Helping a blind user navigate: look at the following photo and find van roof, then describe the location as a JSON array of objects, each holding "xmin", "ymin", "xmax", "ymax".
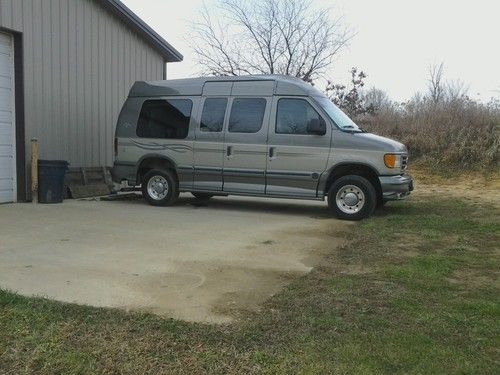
[{"xmin": 129, "ymin": 75, "xmax": 326, "ymax": 98}]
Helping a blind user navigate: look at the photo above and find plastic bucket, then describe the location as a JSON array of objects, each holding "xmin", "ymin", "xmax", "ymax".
[{"xmin": 38, "ymin": 160, "xmax": 69, "ymax": 203}]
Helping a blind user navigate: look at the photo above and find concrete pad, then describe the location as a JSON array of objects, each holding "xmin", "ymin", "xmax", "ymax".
[{"xmin": 0, "ymin": 194, "xmax": 351, "ymax": 323}]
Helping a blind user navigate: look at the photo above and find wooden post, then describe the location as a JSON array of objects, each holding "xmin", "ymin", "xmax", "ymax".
[{"xmin": 31, "ymin": 138, "xmax": 38, "ymax": 203}]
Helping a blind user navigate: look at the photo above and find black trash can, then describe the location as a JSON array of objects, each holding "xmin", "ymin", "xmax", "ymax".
[{"xmin": 38, "ymin": 160, "xmax": 69, "ymax": 203}]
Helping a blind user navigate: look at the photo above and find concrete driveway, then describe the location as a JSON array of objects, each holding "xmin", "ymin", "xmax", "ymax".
[{"xmin": 0, "ymin": 194, "xmax": 350, "ymax": 323}]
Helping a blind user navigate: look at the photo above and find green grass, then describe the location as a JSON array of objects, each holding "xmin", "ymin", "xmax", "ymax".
[{"xmin": 1, "ymin": 196, "xmax": 499, "ymax": 374}]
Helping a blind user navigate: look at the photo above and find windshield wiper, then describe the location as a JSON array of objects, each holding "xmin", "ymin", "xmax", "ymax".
[{"xmin": 341, "ymin": 125, "xmax": 364, "ymax": 133}]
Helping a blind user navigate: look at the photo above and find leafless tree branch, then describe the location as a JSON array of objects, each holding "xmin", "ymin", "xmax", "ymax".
[
  {"xmin": 190, "ymin": 0, "xmax": 353, "ymax": 82},
  {"xmin": 428, "ymin": 62, "xmax": 445, "ymax": 103}
]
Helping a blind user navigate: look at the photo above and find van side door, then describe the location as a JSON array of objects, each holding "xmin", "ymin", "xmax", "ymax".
[
  {"xmin": 266, "ymin": 97, "xmax": 332, "ymax": 197},
  {"xmin": 223, "ymin": 97, "xmax": 270, "ymax": 194},
  {"xmin": 192, "ymin": 97, "xmax": 228, "ymax": 191}
]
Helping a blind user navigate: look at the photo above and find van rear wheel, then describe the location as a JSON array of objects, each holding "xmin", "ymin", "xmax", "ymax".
[
  {"xmin": 142, "ymin": 169, "xmax": 179, "ymax": 206},
  {"xmin": 328, "ymin": 175, "xmax": 377, "ymax": 220}
]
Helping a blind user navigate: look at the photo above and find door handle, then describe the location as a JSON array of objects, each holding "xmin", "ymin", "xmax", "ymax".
[
  {"xmin": 269, "ymin": 147, "xmax": 276, "ymax": 159},
  {"xmin": 226, "ymin": 145, "xmax": 233, "ymax": 158}
]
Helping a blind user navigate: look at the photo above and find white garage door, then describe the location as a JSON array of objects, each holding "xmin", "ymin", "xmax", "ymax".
[{"xmin": 0, "ymin": 32, "xmax": 16, "ymax": 203}]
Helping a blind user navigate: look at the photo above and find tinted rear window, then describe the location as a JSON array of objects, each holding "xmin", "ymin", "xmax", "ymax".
[
  {"xmin": 136, "ymin": 99, "xmax": 192, "ymax": 139},
  {"xmin": 228, "ymin": 98, "xmax": 266, "ymax": 133}
]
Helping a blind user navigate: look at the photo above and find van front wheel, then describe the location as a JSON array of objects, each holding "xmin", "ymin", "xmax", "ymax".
[
  {"xmin": 142, "ymin": 169, "xmax": 179, "ymax": 206},
  {"xmin": 328, "ymin": 175, "xmax": 377, "ymax": 220}
]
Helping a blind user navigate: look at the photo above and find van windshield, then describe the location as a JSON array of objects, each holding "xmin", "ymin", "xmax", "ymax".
[{"xmin": 314, "ymin": 97, "xmax": 361, "ymax": 132}]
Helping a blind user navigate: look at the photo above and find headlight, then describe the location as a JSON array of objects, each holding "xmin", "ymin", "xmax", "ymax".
[{"xmin": 384, "ymin": 153, "xmax": 402, "ymax": 169}]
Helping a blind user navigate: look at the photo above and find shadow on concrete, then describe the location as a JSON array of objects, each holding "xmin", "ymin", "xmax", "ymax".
[{"xmin": 105, "ymin": 193, "xmax": 332, "ymax": 219}]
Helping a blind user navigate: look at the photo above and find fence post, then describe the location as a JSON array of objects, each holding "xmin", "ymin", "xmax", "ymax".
[{"xmin": 31, "ymin": 138, "xmax": 38, "ymax": 204}]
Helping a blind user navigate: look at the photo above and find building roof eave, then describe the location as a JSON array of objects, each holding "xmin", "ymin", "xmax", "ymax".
[{"xmin": 102, "ymin": 0, "xmax": 183, "ymax": 62}]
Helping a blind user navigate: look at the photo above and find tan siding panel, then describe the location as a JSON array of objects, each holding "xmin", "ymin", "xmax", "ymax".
[
  {"xmin": 59, "ymin": 0, "xmax": 70, "ymax": 160},
  {"xmin": 0, "ymin": 0, "xmax": 13, "ymax": 29},
  {"xmin": 0, "ymin": 0, "xmax": 167, "ymax": 168}
]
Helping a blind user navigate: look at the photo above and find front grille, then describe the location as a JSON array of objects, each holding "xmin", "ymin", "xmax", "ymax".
[{"xmin": 401, "ymin": 155, "xmax": 408, "ymax": 171}]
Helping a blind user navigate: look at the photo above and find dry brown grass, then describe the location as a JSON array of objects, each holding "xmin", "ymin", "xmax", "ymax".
[{"xmin": 359, "ymin": 97, "xmax": 500, "ymax": 171}]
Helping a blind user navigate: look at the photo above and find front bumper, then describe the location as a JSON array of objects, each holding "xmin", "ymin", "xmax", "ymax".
[{"xmin": 379, "ymin": 174, "xmax": 414, "ymax": 201}]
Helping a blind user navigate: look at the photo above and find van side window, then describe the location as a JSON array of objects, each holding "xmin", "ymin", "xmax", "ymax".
[
  {"xmin": 136, "ymin": 99, "xmax": 192, "ymax": 139},
  {"xmin": 276, "ymin": 98, "xmax": 322, "ymax": 135},
  {"xmin": 228, "ymin": 98, "xmax": 266, "ymax": 133},
  {"xmin": 200, "ymin": 98, "xmax": 227, "ymax": 132}
]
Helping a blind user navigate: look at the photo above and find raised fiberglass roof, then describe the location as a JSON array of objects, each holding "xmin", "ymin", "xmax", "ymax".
[{"xmin": 129, "ymin": 75, "xmax": 326, "ymax": 97}]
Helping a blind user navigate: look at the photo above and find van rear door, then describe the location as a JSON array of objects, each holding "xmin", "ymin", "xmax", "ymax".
[{"xmin": 193, "ymin": 97, "xmax": 228, "ymax": 191}]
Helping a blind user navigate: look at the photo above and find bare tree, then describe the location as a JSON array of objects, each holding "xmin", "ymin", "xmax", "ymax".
[
  {"xmin": 428, "ymin": 62, "xmax": 445, "ymax": 103},
  {"xmin": 363, "ymin": 87, "xmax": 391, "ymax": 111},
  {"xmin": 445, "ymin": 79, "xmax": 470, "ymax": 101},
  {"xmin": 325, "ymin": 67, "xmax": 374, "ymax": 117},
  {"xmin": 190, "ymin": 0, "xmax": 353, "ymax": 83}
]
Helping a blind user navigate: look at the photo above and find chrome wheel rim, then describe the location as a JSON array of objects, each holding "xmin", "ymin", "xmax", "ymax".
[
  {"xmin": 147, "ymin": 175, "xmax": 169, "ymax": 200},
  {"xmin": 336, "ymin": 185, "xmax": 365, "ymax": 214}
]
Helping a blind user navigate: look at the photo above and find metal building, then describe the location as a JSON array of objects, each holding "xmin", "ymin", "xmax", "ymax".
[{"xmin": 0, "ymin": 0, "xmax": 182, "ymax": 202}]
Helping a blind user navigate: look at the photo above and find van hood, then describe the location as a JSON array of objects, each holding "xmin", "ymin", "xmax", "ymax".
[{"xmin": 349, "ymin": 132, "xmax": 407, "ymax": 153}]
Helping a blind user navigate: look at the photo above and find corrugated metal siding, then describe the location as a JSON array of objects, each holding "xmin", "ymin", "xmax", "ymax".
[
  {"xmin": 0, "ymin": 0, "xmax": 166, "ymax": 167},
  {"xmin": 0, "ymin": 32, "xmax": 16, "ymax": 203}
]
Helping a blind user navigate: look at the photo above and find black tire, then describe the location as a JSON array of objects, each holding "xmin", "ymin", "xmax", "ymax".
[
  {"xmin": 141, "ymin": 169, "xmax": 179, "ymax": 207},
  {"xmin": 327, "ymin": 175, "xmax": 377, "ymax": 221},
  {"xmin": 191, "ymin": 192, "xmax": 215, "ymax": 200}
]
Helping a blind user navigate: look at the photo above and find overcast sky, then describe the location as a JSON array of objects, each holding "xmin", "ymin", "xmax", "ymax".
[{"xmin": 122, "ymin": 0, "xmax": 499, "ymax": 102}]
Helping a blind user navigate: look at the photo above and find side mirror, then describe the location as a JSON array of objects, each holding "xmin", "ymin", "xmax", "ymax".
[{"xmin": 307, "ymin": 118, "xmax": 326, "ymax": 135}]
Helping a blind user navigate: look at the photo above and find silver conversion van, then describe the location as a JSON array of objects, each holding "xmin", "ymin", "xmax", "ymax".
[{"xmin": 112, "ymin": 75, "xmax": 413, "ymax": 220}]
